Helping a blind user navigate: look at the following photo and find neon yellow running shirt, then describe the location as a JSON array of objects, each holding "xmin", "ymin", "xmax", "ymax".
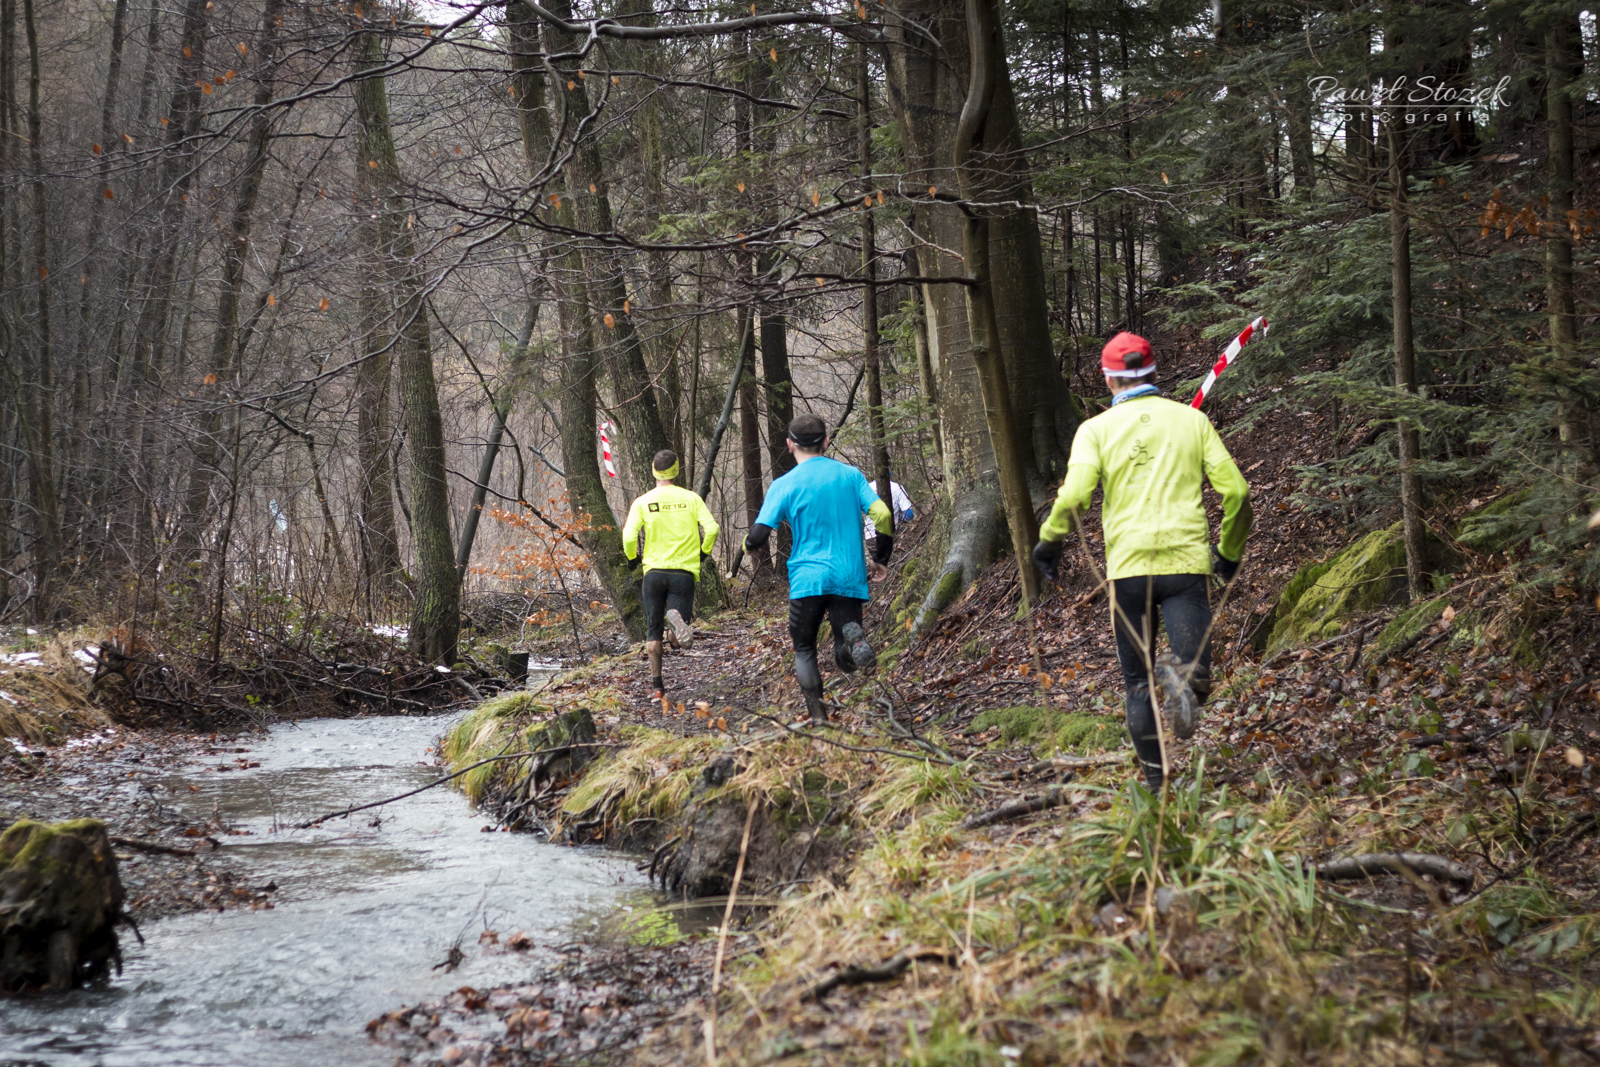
[
  {"xmin": 1040, "ymin": 394, "xmax": 1252, "ymax": 579},
  {"xmin": 622, "ymin": 485, "xmax": 720, "ymax": 579}
]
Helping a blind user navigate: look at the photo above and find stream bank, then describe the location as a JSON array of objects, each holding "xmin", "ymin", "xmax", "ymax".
[
  {"xmin": 0, "ymin": 712, "xmax": 646, "ymax": 1067},
  {"xmin": 399, "ymin": 545, "xmax": 1600, "ymax": 1066}
]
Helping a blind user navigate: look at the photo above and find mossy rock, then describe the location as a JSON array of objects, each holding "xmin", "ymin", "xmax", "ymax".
[
  {"xmin": 1266, "ymin": 522, "xmax": 1457, "ymax": 654},
  {"xmin": 523, "ymin": 706, "xmax": 598, "ymax": 780},
  {"xmin": 0, "ymin": 819, "xmax": 124, "ymax": 993},
  {"xmin": 969, "ymin": 705, "xmax": 1123, "ymax": 757},
  {"xmin": 1454, "ymin": 490, "xmax": 1533, "ymax": 554}
]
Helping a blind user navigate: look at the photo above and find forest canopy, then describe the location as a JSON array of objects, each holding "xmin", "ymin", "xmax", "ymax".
[{"xmin": 1, "ymin": 0, "xmax": 1596, "ymax": 658}]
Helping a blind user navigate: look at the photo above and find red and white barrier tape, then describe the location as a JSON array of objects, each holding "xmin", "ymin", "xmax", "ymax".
[
  {"xmin": 599, "ymin": 420, "xmax": 617, "ymax": 479},
  {"xmin": 1190, "ymin": 317, "xmax": 1267, "ymax": 410}
]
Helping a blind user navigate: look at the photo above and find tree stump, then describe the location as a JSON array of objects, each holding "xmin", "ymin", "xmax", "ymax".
[{"xmin": 0, "ymin": 819, "xmax": 125, "ymax": 993}]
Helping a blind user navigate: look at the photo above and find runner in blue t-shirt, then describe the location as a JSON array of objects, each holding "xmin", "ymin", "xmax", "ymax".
[{"xmin": 743, "ymin": 414, "xmax": 895, "ymax": 723}]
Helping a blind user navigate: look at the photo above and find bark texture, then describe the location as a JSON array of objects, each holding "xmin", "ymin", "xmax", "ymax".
[{"xmin": 354, "ymin": 29, "xmax": 459, "ymax": 662}]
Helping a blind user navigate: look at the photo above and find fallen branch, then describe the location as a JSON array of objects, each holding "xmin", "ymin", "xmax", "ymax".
[
  {"xmin": 803, "ymin": 947, "xmax": 954, "ymax": 1002},
  {"xmin": 1049, "ymin": 751, "xmax": 1130, "ymax": 770},
  {"xmin": 1312, "ymin": 852, "xmax": 1477, "ymax": 888},
  {"xmin": 110, "ymin": 835, "xmax": 206, "ymax": 856},
  {"xmin": 962, "ymin": 785, "xmax": 1071, "ymax": 829},
  {"xmin": 294, "ymin": 743, "xmax": 618, "ymax": 829}
]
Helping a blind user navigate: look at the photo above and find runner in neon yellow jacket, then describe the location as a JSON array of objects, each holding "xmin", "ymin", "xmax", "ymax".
[
  {"xmin": 622, "ymin": 449, "xmax": 719, "ymax": 698},
  {"xmin": 1033, "ymin": 332, "xmax": 1252, "ymax": 791}
]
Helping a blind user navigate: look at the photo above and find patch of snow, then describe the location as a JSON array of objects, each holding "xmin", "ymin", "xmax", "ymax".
[
  {"xmin": 0, "ymin": 652, "xmax": 42, "ymax": 667},
  {"xmin": 434, "ymin": 665, "xmax": 452, "ymax": 674},
  {"xmin": 8, "ymin": 738, "xmax": 41, "ymax": 755},
  {"xmin": 63, "ymin": 729, "xmax": 117, "ymax": 750},
  {"xmin": 0, "ymin": 691, "xmax": 16, "ymax": 705},
  {"xmin": 74, "ymin": 646, "xmax": 100, "ymax": 673},
  {"xmin": 24, "ymin": 628, "xmax": 37, "ymax": 635},
  {"xmin": 372, "ymin": 624, "xmax": 409, "ymax": 639}
]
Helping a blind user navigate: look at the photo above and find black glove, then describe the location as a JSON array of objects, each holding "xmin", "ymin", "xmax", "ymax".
[
  {"xmin": 1212, "ymin": 546, "xmax": 1240, "ymax": 583},
  {"xmin": 626, "ymin": 555, "xmax": 640, "ymax": 572},
  {"xmin": 700, "ymin": 551, "xmax": 710, "ymax": 565},
  {"xmin": 1031, "ymin": 539, "xmax": 1064, "ymax": 582}
]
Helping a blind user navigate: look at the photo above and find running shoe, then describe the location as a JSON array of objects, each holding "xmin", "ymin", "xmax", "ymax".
[
  {"xmin": 802, "ymin": 687, "xmax": 828, "ymax": 725},
  {"xmin": 840, "ymin": 622, "xmax": 876, "ymax": 671},
  {"xmin": 650, "ymin": 676, "xmax": 666, "ymax": 699},
  {"xmin": 666, "ymin": 608, "xmax": 694, "ymax": 650},
  {"xmin": 1153, "ymin": 653, "xmax": 1200, "ymax": 740}
]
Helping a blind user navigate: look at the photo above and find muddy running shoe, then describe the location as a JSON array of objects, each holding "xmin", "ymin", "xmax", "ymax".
[
  {"xmin": 840, "ymin": 622, "xmax": 876, "ymax": 671},
  {"xmin": 650, "ymin": 676, "xmax": 666, "ymax": 699},
  {"xmin": 802, "ymin": 686, "xmax": 828, "ymax": 725},
  {"xmin": 666, "ymin": 608, "xmax": 694, "ymax": 651},
  {"xmin": 1153, "ymin": 653, "xmax": 1200, "ymax": 740}
]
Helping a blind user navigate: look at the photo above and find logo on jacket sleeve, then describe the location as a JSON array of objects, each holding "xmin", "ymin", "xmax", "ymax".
[{"xmin": 648, "ymin": 503, "xmax": 660, "ymax": 512}]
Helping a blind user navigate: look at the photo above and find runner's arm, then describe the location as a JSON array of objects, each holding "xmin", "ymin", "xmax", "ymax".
[
  {"xmin": 1203, "ymin": 422, "xmax": 1253, "ymax": 562},
  {"xmin": 1038, "ymin": 427, "xmax": 1101, "ymax": 542},
  {"xmin": 621, "ymin": 499, "xmax": 644, "ymax": 563},
  {"xmin": 747, "ymin": 482, "xmax": 786, "ymax": 553}
]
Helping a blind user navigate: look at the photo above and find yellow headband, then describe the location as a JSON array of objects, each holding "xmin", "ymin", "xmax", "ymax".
[{"xmin": 652, "ymin": 460, "xmax": 680, "ymax": 480}]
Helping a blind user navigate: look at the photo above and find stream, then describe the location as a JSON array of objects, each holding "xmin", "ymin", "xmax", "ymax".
[{"xmin": 0, "ymin": 711, "xmax": 649, "ymax": 1067}]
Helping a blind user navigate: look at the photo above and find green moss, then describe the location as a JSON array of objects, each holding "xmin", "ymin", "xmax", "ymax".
[
  {"xmin": 969, "ymin": 706, "xmax": 1123, "ymax": 757},
  {"xmin": 1368, "ymin": 596, "xmax": 1449, "ymax": 661},
  {"xmin": 931, "ymin": 570, "xmax": 962, "ymax": 606},
  {"xmin": 0, "ymin": 819, "xmax": 108, "ymax": 881},
  {"xmin": 901, "ymin": 558, "xmax": 919, "ymax": 578},
  {"xmin": 1266, "ymin": 524, "xmax": 1408, "ymax": 653},
  {"xmin": 1454, "ymin": 490, "xmax": 1533, "ymax": 553}
]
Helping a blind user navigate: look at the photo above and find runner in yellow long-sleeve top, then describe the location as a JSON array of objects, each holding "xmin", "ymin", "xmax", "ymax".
[
  {"xmin": 622, "ymin": 450, "xmax": 719, "ymax": 699},
  {"xmin": 1033, "ymin": 333, "xmax": 1252, "ymax": 791}
]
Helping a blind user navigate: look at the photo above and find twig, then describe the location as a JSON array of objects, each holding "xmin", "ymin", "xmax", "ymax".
[
  {"xmin": 803, "ymin": 948, "xmax": 954, "ymax": 1002},
  {"xmin": 961, "ymin": 785, "xmax": 1071, "ymax": 829},
  {"xmin": 739, "ymin": 708, "xmax": 960, "ymax": 765},
  {"xmin": 705, "ymin": 795, "xmax": 759, "ymax": 1067}
]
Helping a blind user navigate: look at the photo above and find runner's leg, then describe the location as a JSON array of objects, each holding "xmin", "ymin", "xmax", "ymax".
[
  {"xmin": 827, "ymin": 598, "xmax": 874, "ymax": 672},
  {"xmin": 1112, "ymin": 576, "xmax": 1165, "ymax": 790},
  {"xmin": 664, "ymin": 569, "xmax": 695, "ymax": 650},
  {"xmin": 788, "ymin": 596, "xmax": 828, "ymax": 723},
  {"xmin": 1155, "ymin": 574, "xmax": 1212, "ymax": 703},
  {"xmin": 642, "ymin": 570, "xmax": 669, "ymax": 694}
]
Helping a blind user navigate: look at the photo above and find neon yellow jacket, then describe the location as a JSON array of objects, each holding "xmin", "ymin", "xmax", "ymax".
[
  {"xmin": 622, "ymin": 484, "xmax": 720, "ymax": 579},
  {"xmin": 1040, "ymin": 394, "xmax": 1252, "ymax": 579}
]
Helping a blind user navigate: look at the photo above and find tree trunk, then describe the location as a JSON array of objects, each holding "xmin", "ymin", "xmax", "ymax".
[
  {"xmin": 127, "ymin": 0, "xmax": 210, "ymax": 571},
  {"xmin": 904, "ymin": 247, "xmax": 943, "ymax": 471},
  {"xmin": 1546, "ymin": 16, "xmax": 1580, "ymax": 456},
  {"xmin": 859, "ymin": 42, "xmax": 893, "ymax": 519},
  {"xmin": 353, "ymin": 29, "xmax": 459, "ymax": 663},
  {"xmin": 19, "ymin": 0, "xmax": 60, "ymax": 618},
  {"xmin": 508, "ymin": 0, "xmax": 645, "ymax": 640},
  {"xmin": 546, "ymin": 0, "xmax": 670, "ymax": 497},
  {"xmin": 1387, "ymin": 117, "xmax": 1427, "ymax": 599},
  {"xmin": 737, "ymin": 305, "xmax": 768, "ymax": 570},
  {"xmin": 175, "ymin": 0, "xmax": 285, "ymax": 561},
  {"xmin": 885, "ymin": 0, "xmax": 1073, "ymax": 629},
  {"xmin": 457, "ymin": 301, "xmax": 538, "ymax": 581},
  {"xmin": 955, "ymin": 0, "xmax": 1040, "ymax": 610}
]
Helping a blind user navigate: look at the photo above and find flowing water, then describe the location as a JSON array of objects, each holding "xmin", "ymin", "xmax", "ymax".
[{"xmin": 0, "ymin": 709, "xmax": 647, "ymax": 1066}]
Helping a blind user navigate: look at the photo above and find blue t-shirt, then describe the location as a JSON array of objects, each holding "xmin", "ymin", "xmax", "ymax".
[{"xmin": 755, "ymin": 456, "xmax": 879, "ymax": 600}]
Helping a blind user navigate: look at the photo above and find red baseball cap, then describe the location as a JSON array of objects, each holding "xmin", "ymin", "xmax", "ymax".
[{"xmin": 1101, "ymin": 332, "xmax": 1155, "ymax": 377}]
